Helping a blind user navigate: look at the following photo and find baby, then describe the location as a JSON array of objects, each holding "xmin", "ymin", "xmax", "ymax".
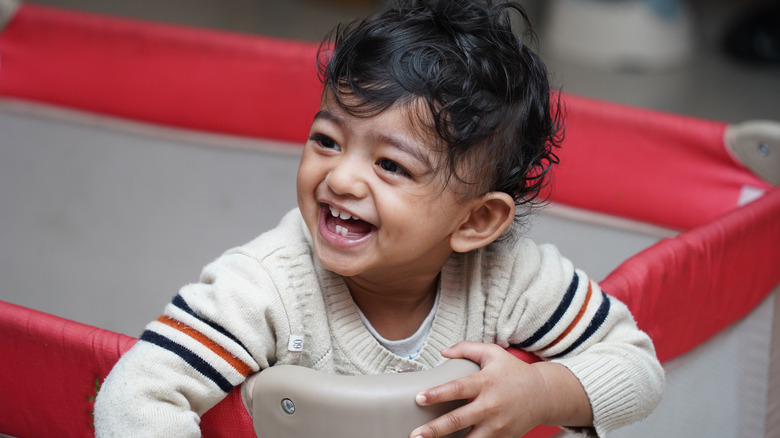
[{"xmin": 95, "ymin": 1, "xmax": 664, "ymax": 437}]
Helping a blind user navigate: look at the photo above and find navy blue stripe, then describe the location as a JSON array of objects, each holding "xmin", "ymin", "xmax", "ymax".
[
  {"xmin": 549, "ymin": 292, "xmax": 611, "ymax": 359},
  {"xmin": 140, "ymin": 330, "xmax": 233, "ymax": 393},
  {"xmin": 514, "ymin": 272, "xmax": 579, "ymax": 349},
  {"xmin": 172, "ymin": 294, "xmax": 249, "ymax": 353}
]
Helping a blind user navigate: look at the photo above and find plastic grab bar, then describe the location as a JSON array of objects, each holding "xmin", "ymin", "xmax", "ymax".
[{"xmin": 249, "ymin": 359, "xmax": 480, "ymax": 438}]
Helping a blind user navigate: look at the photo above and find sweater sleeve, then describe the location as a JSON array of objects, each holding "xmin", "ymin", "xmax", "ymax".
[
  {"xmin": 490, "ymin": 240, "xmax": 664, "ymax": 437},
  {"xmin": 94, "ymin": 250, "xmax": 291, "ymax": 437}
]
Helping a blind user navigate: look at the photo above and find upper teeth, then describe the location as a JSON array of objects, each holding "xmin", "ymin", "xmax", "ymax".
[{"xmin": 329, "ymin": 205, "xmax": 358, "ymax": 221}]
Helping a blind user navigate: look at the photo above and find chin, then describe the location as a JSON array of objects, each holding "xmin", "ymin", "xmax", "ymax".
[
  {"xmin": 310, "ymin": 242, "xmax": 361, "ymax": 276},
  {"xmin": 316, "ymin": 256, "xmax": 364, "ymax": 278}
]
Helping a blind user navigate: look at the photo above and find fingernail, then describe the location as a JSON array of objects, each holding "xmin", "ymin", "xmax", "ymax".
[
  {"xmin": 411, "ymin": 428, "xmax": 424, "ymax": 438},
  {"xmin": 415, "ymin": 393, "xmax": 427, "ymax": 405}
]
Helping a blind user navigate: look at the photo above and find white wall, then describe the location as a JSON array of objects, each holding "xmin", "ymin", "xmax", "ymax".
[{"xmin": 0, "ymin": 104, "xmax": 300, "ymax": 336}]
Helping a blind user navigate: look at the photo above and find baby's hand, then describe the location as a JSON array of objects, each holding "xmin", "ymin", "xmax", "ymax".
[
  {"xmin": 240, "ymin": 373, "xmax": 259, "ymax": 416},
  {"xmin": 410, "ymin": 341, "xmax": 557, "ymax": 438}
]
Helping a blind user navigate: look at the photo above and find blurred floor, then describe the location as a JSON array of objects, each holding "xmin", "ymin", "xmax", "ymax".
[{"xmin": 22, "ymin": 0, "xmax": 780, "ymax": 123}]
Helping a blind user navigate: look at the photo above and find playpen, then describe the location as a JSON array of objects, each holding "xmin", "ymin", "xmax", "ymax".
[{"xmin": 1, "ymin": 2, "xmax": 778, "ymax": 437}]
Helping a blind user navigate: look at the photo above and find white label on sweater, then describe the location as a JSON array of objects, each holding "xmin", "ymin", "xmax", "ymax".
[{"xmin": 288, "ymin": 335, "xmax": 304, "ymax": 352}]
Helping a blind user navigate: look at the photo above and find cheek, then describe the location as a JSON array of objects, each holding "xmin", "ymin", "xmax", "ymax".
[
  {"xmin": 295, "ymin": 168, "xmax": 308, "ymax": 193},
  {"xmin": 296, "ymin": 154, "xmax": 320, "ymax": 192},
  {"xmin": 295, "ymin": 164, "xmax": 316, "ymax": 212},
  {"xmin": 377, "ymin": 194, "xmax": 441, "ymax": 232}
]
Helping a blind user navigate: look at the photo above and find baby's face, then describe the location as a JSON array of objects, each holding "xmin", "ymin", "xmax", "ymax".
[{"xmin": 296, "ymin": 95, "xmax": 475, "ymax": 283}]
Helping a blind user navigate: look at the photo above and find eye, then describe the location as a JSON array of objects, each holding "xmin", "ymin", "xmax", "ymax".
[
  {"xmin": 310, "ymin": 133, "xmax": 340, "ymax": 151},
  {"xmin": 377, "ymin": 158, "xmax": 411, "ymax": 177}
]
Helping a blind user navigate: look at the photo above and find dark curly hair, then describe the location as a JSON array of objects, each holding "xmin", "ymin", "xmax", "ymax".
[{"xmin": 317, "ymin": 0, "xmax": 562, "ymax": 219}]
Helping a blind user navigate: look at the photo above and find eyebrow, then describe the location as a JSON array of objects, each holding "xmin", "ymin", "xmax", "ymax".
[
  {"xmin": 312, "ymin": 110, "xmax": 345, "ymax": 128},
  {"xmin": 374, "ymin": 133, "xmax": 432, "ymax": 169}
]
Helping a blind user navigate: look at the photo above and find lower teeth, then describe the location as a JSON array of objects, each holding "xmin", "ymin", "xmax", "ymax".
[{"xmin": 335, "ymin": 225, "xmax": 348, "ymax": 237}]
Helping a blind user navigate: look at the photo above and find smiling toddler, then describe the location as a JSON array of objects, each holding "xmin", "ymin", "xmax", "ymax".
[{"xmin": 95, "ymin": 1, "xmax": 664, "ymax": 437}]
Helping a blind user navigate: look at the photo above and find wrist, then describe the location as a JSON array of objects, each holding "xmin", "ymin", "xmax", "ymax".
[{"xmin": 532, "ymin": 362, "xmax": 593, "ymax": 428}]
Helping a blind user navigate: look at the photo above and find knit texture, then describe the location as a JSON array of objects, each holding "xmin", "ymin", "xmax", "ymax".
[{"xmin": 94, "ymin": 209, "xmax": 663, "ymax": 437}]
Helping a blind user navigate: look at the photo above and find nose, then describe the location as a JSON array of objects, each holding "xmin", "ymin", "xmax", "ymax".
[{"xmin": 325, "ymin": 156, "xmax": 369, "ymax": 199}]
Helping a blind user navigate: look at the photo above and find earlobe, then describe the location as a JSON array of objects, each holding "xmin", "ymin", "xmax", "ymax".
[{"xmin": 450, "ymin": 193, "xmax": 515, "ymax": 253}]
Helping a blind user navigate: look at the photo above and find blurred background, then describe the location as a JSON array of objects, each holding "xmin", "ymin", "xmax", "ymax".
[{"xmin": 22, "ymin": 0, "xmax": 780, "ymax": 122}]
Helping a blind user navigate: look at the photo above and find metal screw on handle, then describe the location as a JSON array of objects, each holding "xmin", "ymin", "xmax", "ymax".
[
  {"xmin": 758, "ymin": 142, "xmax": 770, "ymax": 157},
  {"xmin": 281, "ymin": 398, "xmax": 296, "ymax": 415}
]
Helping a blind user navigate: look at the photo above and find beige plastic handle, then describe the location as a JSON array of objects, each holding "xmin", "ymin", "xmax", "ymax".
[
  {"xmin": 0, "ymin": 0, "xmax": 19, "ymax": 32},
  {"xmin": 725, "ymin": 120, "xmax": 780, "ymax": 186},
  {"xmin": 250, "ymin": 359, "xmax": 480, "ymax": 438}
]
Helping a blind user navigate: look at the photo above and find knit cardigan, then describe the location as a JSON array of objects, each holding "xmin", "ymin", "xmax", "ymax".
[{"xmin": 94, "ymin": 209, "xmax": 664, "ymax": 437}]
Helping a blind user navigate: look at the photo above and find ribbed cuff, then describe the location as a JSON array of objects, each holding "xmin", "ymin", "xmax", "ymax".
[{"xmin": 554, "ymin": 353, "xmax": 639, "ymax": 437}]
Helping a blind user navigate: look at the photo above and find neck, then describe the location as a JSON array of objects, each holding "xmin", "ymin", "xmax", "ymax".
[{"xmin": 345, "ymin": 274, "xmax": 439, "ymax": 341}]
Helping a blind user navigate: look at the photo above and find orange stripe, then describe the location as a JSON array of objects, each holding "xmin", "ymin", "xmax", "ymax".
[
  {"xmin": 156, "ymin": 315, "xmax": 253, "ymax": 377},
  {"xmin": 546, "ymin": 280, "xmax": 593, "ymax": 349}
]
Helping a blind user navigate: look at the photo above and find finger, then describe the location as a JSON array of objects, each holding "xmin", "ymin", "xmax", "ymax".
[
  {"xmin": 417, "ymin": 342, "xmax": 505, "ymax": 407},
  {"xmin": 410, "ymin": 403, "xmax": 479, "ymax": 438},
  {"xmin": 441, "ymin": 341, "xmax": 505, "ymax": 366},
  {"xmin": 416, "ymin": 372, "xmax": 479, "ymax": 407}
]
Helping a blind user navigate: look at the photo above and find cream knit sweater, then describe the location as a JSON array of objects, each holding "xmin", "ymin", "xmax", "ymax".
[{"xmin": 95, "ymin": 209, "xmax": 663, "ymax": 437}]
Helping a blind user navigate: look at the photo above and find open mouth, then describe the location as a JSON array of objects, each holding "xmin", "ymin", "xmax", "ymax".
[{"xmin": 320, "ymin": 203, "xmax": 376, "ymax": 242}]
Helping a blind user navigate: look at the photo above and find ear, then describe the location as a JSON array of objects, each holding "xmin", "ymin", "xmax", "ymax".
[{"xmin": 450, "ymin": 192, "xmax": 515, "ymax": 253}]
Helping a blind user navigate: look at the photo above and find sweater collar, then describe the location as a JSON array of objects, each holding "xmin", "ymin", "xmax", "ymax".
[{"xmin": 315, "ymin": 255, "xmax": 469, "ymax": 374}]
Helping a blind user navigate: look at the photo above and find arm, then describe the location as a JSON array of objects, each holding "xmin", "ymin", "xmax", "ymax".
[
  {"xmin": 412, "ymin": 243, "xmax": 664, "ymax": 437},
  {"xmin": 94, "ymin": 252, "xmax": 287, "ymax": 437},
  {"xmin": 412, "ymin": 342, "xmax": 592, "ymax": 438}
]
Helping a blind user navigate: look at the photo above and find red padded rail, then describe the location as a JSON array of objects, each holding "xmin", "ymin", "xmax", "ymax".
[
  {"xmin": 0, "ymin": 300, "xmax": 253, "ymax": 437},
  {"xmin": 602, "ymin": 187, "xmax": 780, "ymax": 362},
  {"xmin": 0, "ymin": 4, "xmax": 322, "ymax": 143},
  {"xmin": 0, "ymin": 300, "xmax": 136, "ymax": 437},
  {"xmin": 553, "ymin": 94, "xmax": 771, "ymax": 230}
]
